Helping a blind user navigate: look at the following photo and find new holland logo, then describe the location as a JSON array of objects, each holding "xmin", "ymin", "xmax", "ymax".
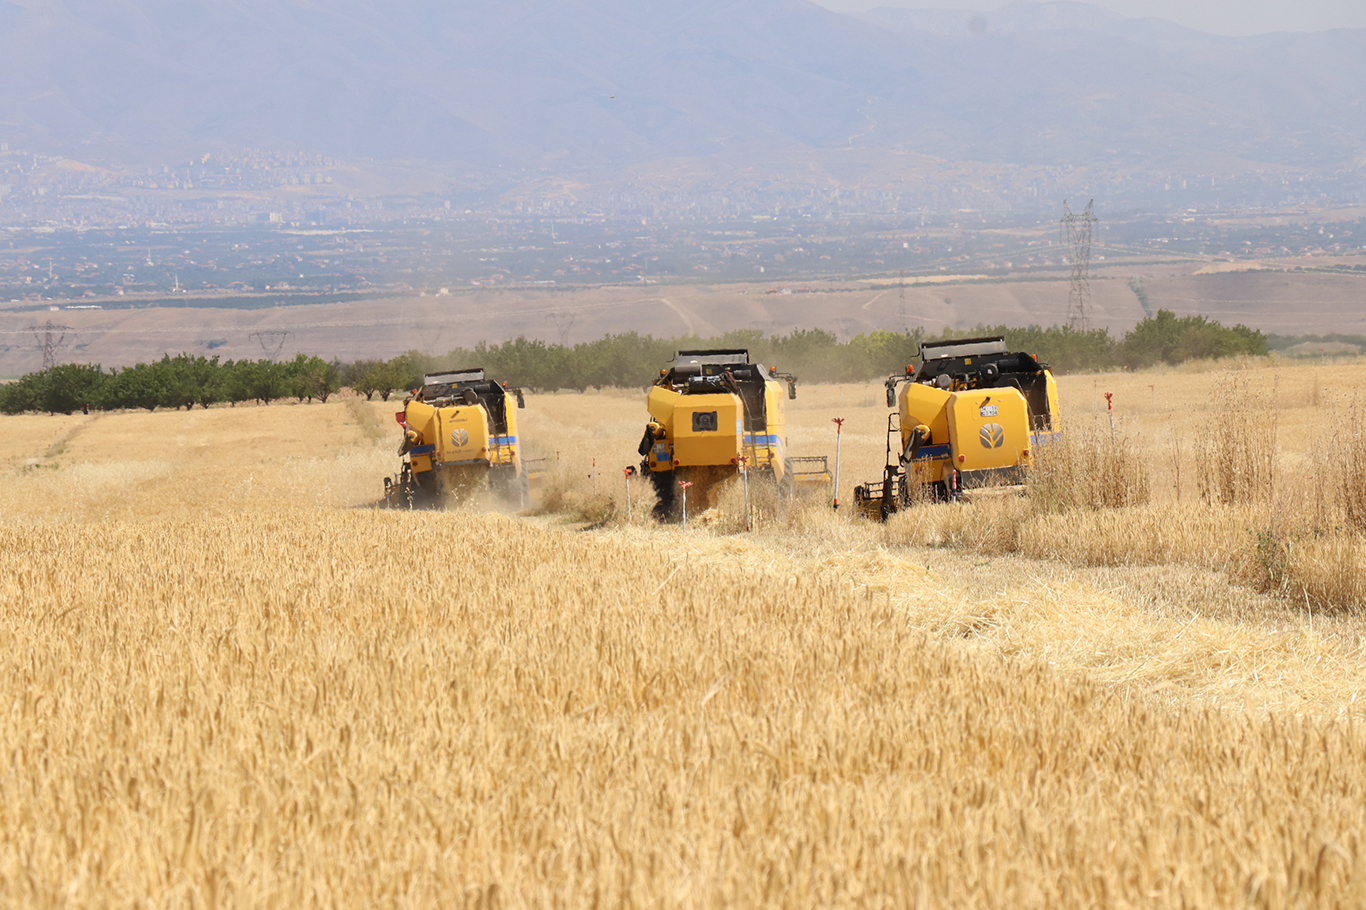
[
  {"xmin": 979, "ymin": 423, "xmax": 1005, "ymax": 449},
  {"xmin": 451, "ymin": 428, "xmax": 470, "ymax": 446}
]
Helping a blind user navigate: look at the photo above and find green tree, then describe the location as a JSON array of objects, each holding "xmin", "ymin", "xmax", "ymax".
[
  {"xmin": 344, "ymin": 359, "xmax": 384, "ymax": 400},
  {"xmin": 1122, "ymin": 310, "xmax": 1268, "ymax": 368},
  {"xmin": 847, "ymin": 329, "xmax": 927, "ymax": 379},
  {"xmin": 1, "ymin": 364, "xmax": 107, "ymax": 415},
  {"xmin": 282, "ymin": 353, "xmax": 332, "ymax": 402},
  {"xmin": 376, "ymin": 353, "xmax": 425, "ymax": 401},
  {"xmin": 293, "ymin": 355, "xmax": 341, "ymax": 403},
  {"xmin": 40, "ymin": 363, "xmax": 108, "ymax": 415},
  {"xmin": 393, "ymin": 352, "xmax": 427, "ymax": 393},
  {"xmin": 189, "ymin": 354, "xmax": 225, "ymax": 409},
  {"xmin": 1123, "ymin": 310, "xmax": 1187, "ymax": 368},
  {"xmin": 228, "ymin": 359, "xmax": 290, "ymax": 405},
  {"xmin": 156, "ymin": 354, "xmax": 202, "ymax": 410},
  {"xmin": 103, "ymin": 363, "xmax": 165, "ymax": 411},
  {"xmin": 1, "ymin": 371, "xmax": 44, "ymax": 414}
]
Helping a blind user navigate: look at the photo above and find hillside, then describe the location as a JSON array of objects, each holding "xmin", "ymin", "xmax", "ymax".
[
  {"xmin": 3, "ymin": 265, "xmax": 1362, "ymax": 375},
  {"xmin": 0, "ymin": 0, "xmax": 1362, "ymax": 174}
]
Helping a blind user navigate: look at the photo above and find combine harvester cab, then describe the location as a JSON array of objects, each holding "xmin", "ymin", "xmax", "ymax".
[
  {"xmin": 637, "ymin": 349, "xmax": 827, "ymax": 521},
  {"xmin": 853, "ymin": 336, "xmax": 1061, "ymax": 520},
  {"xmin": 384, "ymin": 368, "xmax": 529, "ymax": 509}
]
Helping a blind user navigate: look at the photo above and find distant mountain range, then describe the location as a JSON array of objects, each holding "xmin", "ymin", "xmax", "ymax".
[{"xmin": 0, "ymin": 0, "xmax": 1362, "ymax": 174}]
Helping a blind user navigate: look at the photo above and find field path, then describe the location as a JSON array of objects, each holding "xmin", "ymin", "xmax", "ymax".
[
  {"xmin": 860, "ymin": 289, "xmax": 888, "ymax": 310},
  {"xmin": 657, "ymin": 296, "xmax": 705, "ymax": 336},
  {"xmin": 41, "ymin": 412, "xmax": 102, "ymax": 459}
]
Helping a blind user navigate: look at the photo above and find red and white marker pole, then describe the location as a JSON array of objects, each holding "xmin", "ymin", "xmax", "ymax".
[
  {"xmin": 623, "ymin": 466, "xmax": 636, "ymax": 521},
  {"xmin": 738, "ymin": 454, "xmax": 751, "ymax": 531},
  {"xmin": 1104, "ymin": 391, "xmax": 1115, "ymax": 442},
  {"xmin": 678, "ymin": 480, "xmax": 694, "ymax": 531},
  {"xmin": 831, "ymin": 417, "xmax": 845, "ymax": 510}
]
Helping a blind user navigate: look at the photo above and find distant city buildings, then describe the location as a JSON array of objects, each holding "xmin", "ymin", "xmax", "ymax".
[{"xmin": 0, "ymin": 141, "xmax": 1361, "ymax": 233}]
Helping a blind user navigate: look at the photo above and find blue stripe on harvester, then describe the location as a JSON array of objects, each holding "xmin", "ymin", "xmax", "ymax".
[{"xmin": 910, "ymin": 444, "xmax": 950, "ymax": 461}]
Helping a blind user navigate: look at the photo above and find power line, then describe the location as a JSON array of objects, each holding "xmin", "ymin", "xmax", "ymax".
[
  {"xmin": 898, "ymin": 270, "xmax": 907, "ymax": 331},
  {"xmin": 249, "ymin": 330, "xmax": 292, "ymax": 361},
  {"xmin": 549, "ymin": 312, "xmax": 577, "ymax": 346},
  {"xmin": 1061, "ymin": 199, "xmax": 1098, "ymax": 332},
  {"xmin": 25, "ymin": 320, "xmax": 73, "ymax": 370}
]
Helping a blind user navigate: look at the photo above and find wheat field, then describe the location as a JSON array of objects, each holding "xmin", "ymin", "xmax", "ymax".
[{"xmin": 5, "ymin": 358, "xmax": 1366, "ymax": 908}]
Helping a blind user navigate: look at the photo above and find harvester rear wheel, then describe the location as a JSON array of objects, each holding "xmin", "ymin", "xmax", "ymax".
[
  {"xmin": 407, "ymin": 471, "xmax": 442, "ymax": 510},
  {"xmin": 649, "ymin": 470, "xmax": 677, "ymax": 522},
  {"xmin": 896, "ymin": 473, "xmax": 915, "ymax": 510},
  {"xmin": 896, "ymin": 475, "xmax": 950, "ymax": 509},
  {"xmin": 489, "ymin": 465, "xmax": 528, "ymax": 509}
]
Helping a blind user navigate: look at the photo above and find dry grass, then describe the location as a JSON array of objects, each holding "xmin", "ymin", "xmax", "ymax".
[
  {"xmin": 1326, "ymin": 398, "xmax": 1366, "ymax": 533},
  {"xmin": 875, "ymin": 362, "xmax": 1366, "ymax": 615},
  {"xmin": 1196, "ymin": 377, "xmax": 1279, "ymax": 506},
  {"xmin": 6, "ymin": 512, "xmax": 1366, "ymax": 908},
  {"xmin": 1028, "ymin": 423, "xmax": 1151, "ymax": 512},
  {"xmin": 531, "ymin": 459, "xmax": 621, "ymax": 526},
  {"xmin": 5, "ymin": 362, "xmax": 1366, "ymax": 906}
]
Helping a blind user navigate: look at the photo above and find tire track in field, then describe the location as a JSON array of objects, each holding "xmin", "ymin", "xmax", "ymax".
[
  {"xmin": 41, "ymin": 413, "xmax": 102, "ymax": 459},
  {"xmin": 344, "ymin": 396, "xmax": 388, "ymax": 442},
  {"xmin": 658, "ymin": 297, "xmax": 697, "ymax": 335}
]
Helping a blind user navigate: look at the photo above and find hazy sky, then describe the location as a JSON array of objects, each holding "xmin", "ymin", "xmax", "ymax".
[{"xmin": 809, "ymin": 0, "xmax": 1366, "ymax": 36}]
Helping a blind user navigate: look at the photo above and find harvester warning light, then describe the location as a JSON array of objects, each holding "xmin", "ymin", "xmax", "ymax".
[{"xmin": 395, "ymin": 411, "xmax": 406, "ymax": 426}]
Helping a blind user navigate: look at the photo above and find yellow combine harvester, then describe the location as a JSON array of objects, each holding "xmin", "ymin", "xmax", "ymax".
[
  {"xmin": 637, "ymin": 349, "xmax": 829, "ymax": 521},
  {"xmin": 853, "ymin": 336, "xmax": 1061, "ymax": 519},
  {"xmin": 384, "ymin": 368, "xmax": 529, "ymax": 509}
]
